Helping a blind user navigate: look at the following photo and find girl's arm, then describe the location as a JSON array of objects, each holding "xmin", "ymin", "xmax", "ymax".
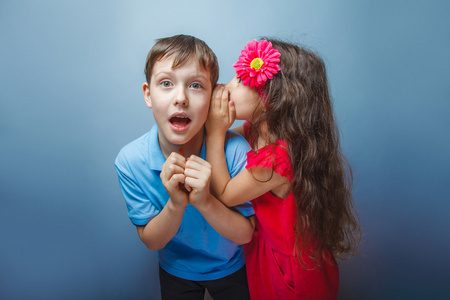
[
  {"xmin": 206, "ymin": 86, "xmax": 289, "ymax": 207},
  {"xmin": 213, "ymin": 164, "xmax": 289, "ymax": 207},
  {"xmin": 205, "ymin": 86, "xmax": 235, "ymax": 198}
]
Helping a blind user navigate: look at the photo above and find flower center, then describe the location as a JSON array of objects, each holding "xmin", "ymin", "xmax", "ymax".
[{"xmin": 250, "ymin": 58, "xmax": 264, "ymax": 70}]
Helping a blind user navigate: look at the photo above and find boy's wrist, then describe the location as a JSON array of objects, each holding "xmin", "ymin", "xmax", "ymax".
[
  {"xmin": 167, "ymin": 197, "xmax": 188, "ymax": 212},
  {"xmin": 191, "ymin": 193, "xmax": 214, "ymax": 212}
]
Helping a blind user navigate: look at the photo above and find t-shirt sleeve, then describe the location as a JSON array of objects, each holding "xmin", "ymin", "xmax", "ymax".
[
  {"xmin": 115, "ymin": 153, "xmax": 159, "ymax": 226},
  {"xmin": 224, "ymin": 131, "xmax": 255, "ymax": 217},
  {"xmin": 246, "ymin": 143, "xmax": 293, "ymax": 181}
]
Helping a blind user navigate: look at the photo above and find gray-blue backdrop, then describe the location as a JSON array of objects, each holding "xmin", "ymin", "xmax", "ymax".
[{"xmin": 1, "ymin": 1, "xmax": 449, "ymax": 299}]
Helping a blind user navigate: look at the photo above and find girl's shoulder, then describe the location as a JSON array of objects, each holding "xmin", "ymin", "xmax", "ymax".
[{"xmin": 246, "ymin": 140, "xmax": 293, "ymax": 180}]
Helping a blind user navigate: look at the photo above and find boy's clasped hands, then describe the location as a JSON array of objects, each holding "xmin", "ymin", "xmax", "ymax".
[{"xmin": 160, "ymin": 148, "xmax": 212, "ymax": 209}]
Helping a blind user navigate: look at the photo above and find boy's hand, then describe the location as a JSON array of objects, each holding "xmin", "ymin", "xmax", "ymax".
[
  {"xmin": 206, "ymin": 85, "xmax": 236, "ymax": 136},
  {"xmin": 160, "ymin": 150, "xmax": 189, "ymax": 208},
  {"xmin": 184, "ymin": 155, "xmax": 212, "ymax": 208}
]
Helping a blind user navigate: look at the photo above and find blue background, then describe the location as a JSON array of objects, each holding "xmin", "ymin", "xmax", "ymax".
[{"xmin": 1, "ymin": 1, "xmax": 449, "ymax": 299}]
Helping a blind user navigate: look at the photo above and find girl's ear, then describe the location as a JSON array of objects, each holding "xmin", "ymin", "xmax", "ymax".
[{"xmin": 142, "ymin": 82, "xmax": 152, "ymax": 108}]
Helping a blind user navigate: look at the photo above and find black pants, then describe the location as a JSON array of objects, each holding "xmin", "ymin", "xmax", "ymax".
[{"xmin": 159, "ymin": 265, "xmax": 251, "ymax": 300}]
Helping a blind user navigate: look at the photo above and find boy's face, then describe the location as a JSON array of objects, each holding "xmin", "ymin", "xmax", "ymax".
[{"xmin": 143, "ymin": 55, "xmax": 212, "ymax": 151}]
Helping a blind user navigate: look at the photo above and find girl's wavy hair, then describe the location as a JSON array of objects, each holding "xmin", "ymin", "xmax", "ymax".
[
  {"xmin": 248, "ymin": 38, "xmax": 361, "ymax": 265},
  {"xmin": 144, "ymin": 34, "xmax": 219, "ymax": 88}
]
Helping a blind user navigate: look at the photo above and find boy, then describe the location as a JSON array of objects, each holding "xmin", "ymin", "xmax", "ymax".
[{"xmin": 115, "ymin": 35, "xmax": 255, "ymax": 300}]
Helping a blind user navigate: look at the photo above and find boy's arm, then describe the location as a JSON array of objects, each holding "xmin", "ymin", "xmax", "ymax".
[
  {"xmin": 136, "ymin": 151, "xmax": 189, "ymax": 250},
  {"xmin": 184, "ymin": 155, "xmax": 255, "ymax": 245}
]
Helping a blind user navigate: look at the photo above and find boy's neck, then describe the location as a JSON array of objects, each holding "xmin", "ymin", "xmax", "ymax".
[{"xmin": 159, "ymin": 128, "xmax": 205, "ymax": 159}]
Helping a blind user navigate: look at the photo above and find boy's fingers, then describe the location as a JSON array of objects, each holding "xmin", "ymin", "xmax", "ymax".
[
  {"xmin": 169, "ymin": 163, "xmax": 185, "ymax": 175},
  {"xmin": 171, "ymin": 173, "xmax": 185, "ymax": 184},
  {"xmin": 161, "ymin": 151, "xmax": 186, "ymax": 182},
  {"xmin": 164, "ymin": 157, "xmax": 185, "ymax": 174},
  {"xmin": 162, "ymin": 164, "xmax": 183, "ymax": 183},
  {"xmin": 169, "ymin": 172, "xmax": 190, "ymax": 193},
  {"xmin": 185, "ymin": 156, "xmax": 211, "ymax": 177},
  {"xmin": 186, "ymin": 155, "xmax": 209, "ymax": 167},
  {"xmin": 168, "ymin": 151, "xmax": 186, "ymax": 165},
  {"xmin": 184, "ymin": 183, "xmax": 192, "ymax": 192},
  {"xmin": 179, "ymin": 183, "xmax": 189, "ymax": 193},
  {"xmin": 184, "ymin": 167, "xmax": 202, "ymax": 180}
]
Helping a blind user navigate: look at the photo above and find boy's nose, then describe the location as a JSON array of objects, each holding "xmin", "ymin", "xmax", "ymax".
[{"xmin": 174, "ymin": 87, "xmax": 188, "ymax": 106}]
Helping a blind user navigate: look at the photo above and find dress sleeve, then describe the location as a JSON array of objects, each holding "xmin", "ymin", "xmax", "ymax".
[{"xmin": 246, "ymin": 141, "xmax": 293, "ymax": 181}]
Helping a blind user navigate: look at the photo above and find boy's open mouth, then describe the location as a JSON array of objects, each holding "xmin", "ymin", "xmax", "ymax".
[{"xmin": 170, "ymin": 115, "xmax": 191, "ymax": 128}]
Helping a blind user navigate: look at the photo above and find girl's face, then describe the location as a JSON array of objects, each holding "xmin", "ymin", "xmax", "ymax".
[{"xmin": 225, "ymin": 75, "xmax": 262, "ymax": 122}]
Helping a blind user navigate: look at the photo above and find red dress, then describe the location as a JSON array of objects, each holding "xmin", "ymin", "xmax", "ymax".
[{"xmin": 243, "ymin": 126, "xmax": 339, "ymax": 299}]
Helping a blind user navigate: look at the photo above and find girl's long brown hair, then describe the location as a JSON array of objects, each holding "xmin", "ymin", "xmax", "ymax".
[{"xmin": 248, "ymin": 39, "xmax": 361, "ymax": 265}]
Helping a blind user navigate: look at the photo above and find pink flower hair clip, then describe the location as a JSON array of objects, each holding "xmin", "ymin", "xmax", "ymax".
[{"xmin": 233, "ymin": 39, "xmax": 281, "ymax": 97}]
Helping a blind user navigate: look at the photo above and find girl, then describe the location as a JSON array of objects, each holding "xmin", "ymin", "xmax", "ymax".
[{"xmin": 205, "ymin": 39, "xmax": 361, "ymax": 299}]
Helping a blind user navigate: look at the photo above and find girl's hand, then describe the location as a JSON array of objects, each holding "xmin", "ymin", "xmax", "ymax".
[{"xmin": 206, "ymin": 85, "xmax": 236, "ymax": 136}]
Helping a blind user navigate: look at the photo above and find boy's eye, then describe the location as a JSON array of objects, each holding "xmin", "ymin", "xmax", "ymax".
[
  {"xmin": 161, "ymin": 81, "xmax": 172, "ymax": 88},
  {"xmin": 237, "ymin": 77, "xmax": 242, "ymax": 83},
  {"xmin": 190, "ymin": 83, "xmax": 202, "ymax": 89}
]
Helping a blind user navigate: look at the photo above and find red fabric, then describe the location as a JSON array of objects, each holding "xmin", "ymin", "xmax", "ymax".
[
  {"xmin": 243, "ymin": 122, "xmax": 339, "ymax": 299},
  {"xmin": 246, "ymin": 141, "xmax": 293, "ymax": 181}
]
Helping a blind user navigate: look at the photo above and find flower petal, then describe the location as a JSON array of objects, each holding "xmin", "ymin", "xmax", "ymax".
[{"xmin": 233, "ymin": 39, "xmax": 281, "ymax": 89}]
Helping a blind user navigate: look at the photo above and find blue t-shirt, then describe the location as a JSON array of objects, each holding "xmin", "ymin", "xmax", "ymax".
[{"xmin": 115, "ymin": 125, "xmax": 254, "ymax": 281}]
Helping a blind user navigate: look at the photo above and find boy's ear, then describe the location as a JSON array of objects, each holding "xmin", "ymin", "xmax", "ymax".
[{"xmin": 142, "ymin": 82, "xmax": 152, "ymax": 108}]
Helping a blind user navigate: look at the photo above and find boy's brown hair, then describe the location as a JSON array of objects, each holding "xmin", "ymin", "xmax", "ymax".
[{"xmin": 144, "ymin": 34, "xmax": 219, "ymax": 88}]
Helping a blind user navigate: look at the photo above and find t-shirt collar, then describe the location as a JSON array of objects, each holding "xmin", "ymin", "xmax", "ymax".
[{"xmin": 147, "ymin": 125, "xmax": 206, "ymax": 171}]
